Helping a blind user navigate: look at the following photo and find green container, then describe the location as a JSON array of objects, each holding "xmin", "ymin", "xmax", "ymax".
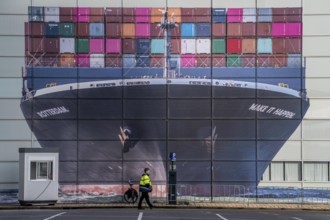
[
  {"xmin": 76, "ymin": 39, "xmax": 89, "ymax": 53},
  {"xmin": 227, "ymin": 55, "xmax": 242, "ymax": 67},
  {"xmin": 212, "ymin": 39, "xmax": 226, "ymax": 54},
  {"xmin": 151, "ymin": 39, "xmax": 165, "ymax": 54},
  {"xmin": 59, "ymin": 23, "xmax": 75, "ymax": 37}
]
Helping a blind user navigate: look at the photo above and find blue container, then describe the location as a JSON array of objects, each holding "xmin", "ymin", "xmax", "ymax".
[
  {"xmin": 136, "ymin": 39, "xmax": 150, "ymax": 54},
  {"xmin": 287, "ymin": 54, "xmax": 302, "ymax": 68},
  {"xmin": 196, "ymin": 23, "xmax": 211, "ymax": 37},
  {"xmin": 90, "ymin": 23, "xmax": 104, "ymax": 37},
  {"xmin": 28, "ymin": 6, "xmax": 44, "ymax": 22},
  {"xmin": 136, "ymin": 56, "xmax": 150, "ymax": 67},
  {"xmin": 212, "ymin": 8, "xmax": 226, "ymax": 23},
  {"xmin": 257, "ymin": 38, "xmax": 272, "ymax": 54},
  {"xmin": 123, "ymin": 55, "xmax": 136, "ymax": 68},
  {"xmin": 45, "ymin": 23, "xmax": 60, "ymax": 37},
  {"xmin": 181, "ymin": 23, "xmax": 196, "ymax": 37},
  {"xmin": 151, "ymin": 39, "xmax": 165, "ymax": 54},
  {"xmin": 257, "ymin": 8, "xmax": 272, "ymax": 22}
]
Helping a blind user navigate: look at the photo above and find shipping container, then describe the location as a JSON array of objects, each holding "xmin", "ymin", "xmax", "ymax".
[
  {"xmin": 286, "ymin": 8, "xmax": 302, "ymax": 22},
  {"xmin": 286, "ymin": 38, "xmax": 302, "ymax": 53},
  {"xmin": 42, "ymin": 54, "xmax": 60, "ymax": 67},
  {"xmin": 90, "ymin": 54, "xmax": 105, "ymax": 68},
  {"xmin": 181, "ymin": 54, "xmax": 196, "ymax": 67},
  {"xmin": 90, "ymin": 8, "xmax": 104, "ymax": 23},
  {"xmin": 25, "ymin": 53, "xmax": 43, "ymax": 66},
  {"xmin": 60, "ymin": 38, "xmax": 75, "ymax": 53},
  {"xmin": 136, "ymin": 39, "xmax": 150, "ymax": 54},
  {"xmin": 257, "ymin": 8, "xmax": 272, "ymax": 22},
  {"xmin": 150, "ymin": 55, "xmax": 164, "ymax": 67},
  {"xmin": 286, "ymin": 23, "xmax": 302, "ymax": 37},
  {"xmin": 136, "ymin": 23, "xmax": 151, "ymax": 38},
  {"xmin": 241, "ymin": 55, "xmax": 256, "ymax": 67},
  {"xmin": 212, "ymin": 55, "xmax": 226, "ymax": 67},
  {"xmin": 272, "ymin": 38, "xmax": 286, "ymax": 54},
  {"xmin": 227, "ymin": 38, "xmax": 241, "ymax": 54},
  {"xmin": 28, "ymin": 6, "xmax": 44, "ymax": 22},
  {"xmin": 76, "ymin": 23, "xmax": 89, "ymax": 37},
  {"xmin": 243, "ymin": 8, "xmax": 256, "ymax": 23},
  {"xmin": 196, "ymin": 23, "xmax": 211, "ymax": 37},
  {"xmin": 25, "ymin": 22, "xmax": 44, "ymax": 37},
  {"xmin": 44, "ymin": 7, "xmax": 60, "ymax": 22},
  {"xmin": 123, "ymin": 8, "xmax": 135, "ymax": 23},
  {"xmin": 196, "ymin": 38, "xmax": 211, "ymax": 54},
  {"xmin": 257, "ymin": 55, "xmax": 272, "ymax": 67},
  {"xmin": 272, "ymin": 55, "xmax": 287, "ymax": 67},
  {"xmin": 151, "ymin": 39, "xmax": 165, "ymax": 54},
  {"xmin": 181, "ymin": 23, "xmax": 195, "ymax": 37},
  {"xmin": 242, "ymin": 39, "xmax": 256, "ymax": 54},
  {"xmin": 171, "ymin": 39, "xmax": 181, "ymax": 54},
  {"xmin": 151, "ymin": 8, "xmax": 162, "ymax": 23},
  {"xmin": 59, "ymin": 23, "xmax": 74, "ymax": 37},
  {"xmin": 272, "ymin": 23, "xmax": 286, "ymax": 37},
  {"xmin": 212, "ymin": 8, "xmax": 226, "ymax": 23},
  {"xmin": 181, "ymin": 8, "xmax": 195, "ymax": 22},
  {"xmin": 170, "ymin": 55, "xmax": 181, "ymax": 69},
  {"xmin": 74, "ymin": 7, "xmax": 90, "ymax": 22},
  {"xmin": 136, "ymin": 55, "xmax": 150, "ymax": 67},
  {"xmin": 171, "ymin": 23, "xmax": 181, "ymax": 38},
  {"xmin": 76, "ymin": 54, "xmax": 90, "ymax": 67},
  {"xmin": 136, "ymin": 8, "xmax": 151, "ymax": 23},
  {"xmin": 181, "ymin": 39, "xmax": 196, "ymax": 54},
  {"xmin": 227, "ymin": 23, "xmax": 242, "ymax": 37},
  {"xmin": 150, "ymin": 23, "xmax": 164, "ymax": 37},
  {"xmin": 44, "ymin": 38, "xmax": 60, "ymax": 53},
  {"xmin": 195, "ymin": 8, "xmax": 211, "ymax": 22},
  {"xmin": 212, "ymin": 23, "xmax": 226, "ymax": 37},
  {"xmin": 212, "ymin": 39, "xmax": 226, "ymax": 54},
  {"xmin": 76, "ymin": 38, "xmax": 89, "ymax": 53},
  {"xmin": 227, "ymin": 8, "xmax": 243, "ymax": 23},
  {"xmin": 242, "ymin": 23, "xmax": 256, "ymax": 37},
  {"xmin": 123, "ymin": 54, "xmax": 136, "ymax": 68},
  {"xmin": 45, "ymin": 22, "xmax": 60, "ymax": 37},
  {"xmin": 27, "ymin": 38, "xmax": 44, "ymax": 53},
  {"xmin": 272, "ymin": 8, "xmax": 286, "ymax": 22},
  {"xmin": 60, "ymin": 54, "xmax": 76, "ymax": 67},
  {"xmin": 122, "ymin": 23, "xmax": 135, "ymax": 38},
  {"xmin": 90, "ymin": 39, "xmax": 105, "ymax": 53},
  {"xmin": 196, "ymin": 55, "xmax": 211, "ymax": 67},
  {"xmin": 90, "ymin": 23, "xmax": 105, "ymax": 37},
  {"xmin": 60, "ymin": 7, "xmax": 74, "ymax": 22},
  {"xmin": 105, "ymin": 54, "xmax": 122, "ymax": 67},
  {"xmin": 105, "ymin": 8, "xmax": 122, "ymax": 23},
  {"xmin": 105, "ymin": 23, "xmax": 121, "ymax": 38},
  {"xmin": 168, "ymin": 8, "xmax": 182, "ymax": 23},
  {"xmin": 227, "ymin": 54, "xmax": 242, "ymax": 67},
  {"xmin": 257, "ymin": 23, "xmax": 272, "ymax": 37},
  {"xmin": 287, "ymin": 54, "xmax": 302, "ymax": 67},
  {"xmin": 123, "ymin": 39, "xmax": 136, "ymax": 54},
  {"xmin": 106, "ymin": 39, "xmax": 121, "ymax": 54},
  {"xmin": 257, "ymin": 38, "xmax": 272, "ymax": 54}
]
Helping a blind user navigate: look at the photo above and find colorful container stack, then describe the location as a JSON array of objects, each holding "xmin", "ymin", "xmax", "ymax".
[{"xmin": 25, "ymin": 6, "xmax": 302, "ymax": 68}]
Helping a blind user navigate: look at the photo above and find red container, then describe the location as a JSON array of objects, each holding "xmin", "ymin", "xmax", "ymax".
[
  {"xmin": 171, "ymin": 23, "xmax": 181, "ymax": 38},
  {"xmin": 25, "ymin": 53, "xmax": 43, "ymax": 66},
  {"xmin": 272, "ymin": 8, "xmax": 286, "ymax": 22},
  {"xmin": 76, "ymin": 54, "xmax": 90, "ymax": 67},
  {"xmin": 136, "ymin": 8, "xmax": 151, "ymax": 23},
  {"xmin": 286, "ymin": 38, "xmax": 302, "ymax": 53},
  {"xmin": 76, "ymin": 23, "xmax": 89, "ymax": 37},
  {"xmin": 90, "ymin": 8, "xmax": 104, "ymax": 23},
  {"xmin": 286, "ymin": 8, "xmax": 302, "ymax": 22},
  {"xmin": 195, "ymin": 8, "xmax": 211, "ymax": 22},
  {"xmin": 105, "ymin": 8, "xmax": 122, "ymax": 23},
  {"xmin": 170, "ymin": 39, "xmax": 181, "ymax": 54},
  {"xmin": 181, "ymin": 54, "xmax": 196, "ymax": 67},
  {"xmin": 242, "ymin": 23, "xmax": 256, "ymax": 37},
  {"xmin": 257, "ymin": 23, "xmax": 272, "ymax": 37},
  {"xmin": 212, "ymin": 23, "xmax": 226, "ymax": 37},
  {"xmin": 257, "ymin": 55, "xmax": 272, "ymax": 67},
  {"xmin": 181, "ymin": 8, "xmax": 195, "ymax": 22},
  {"xmin": 227, "ymin": 8, "xmax": 243, "ymax": 23},
  {"xmin": 136, "ymin": 23, "xmax": 150, "ymax": 38},
  {"xmin": 25, "ymin": 22, "xmax": 44, "ymax": 37},
  {"xmin": 272, "ymin": 38, "xmax": 286, "ymax": 54},
  {"xmin": 150, "ymin": 55, "xmax": 164, "ymax": 67},
  {"xmin": 123, "ymin": 39, "xmax": 136, "ymax": 54},
  {"xmin": 105, "ymin": 54, "xmax": 122, "ymax": 67},
  {"xmin": 60, "ymin": 7, "xmax": 75, "ymax": 22},
  {"xmin": 150, "ymin": 23, "xmax": 164, "ymax": 37},
  {"xmin": 90, "ymin": 39, "xmax": 105, "ymax": 53},
  {"xmin": 106, "ymin": 39, "xmax": 121, "ymax": 54},
  {"xmin": 42, "ymin": 54, "xmax": 60, "ymax": 67},
  {"xmin": 106, "ymin": 23, "xmax": 121, "ymax": 38},
  {"xmin": 74, "ymin": 7, "xmax": 90, "ymax": 22},
  {"xmin": 227, "ymin": 23, "xmax": 242, "ymax": 37},
  {"xmin": 272, "ymin": 55, "xmax": 287, "ymax": 67},
  {"xmin": 241, "ymin": 55, "xmax": 256, "ymax": 67},
  {"xmin": 197, "ymin": 55, "xmax": 211, "ymax": 67},
  {"xmin": 212, "ymin": 55, "xmax": 226, "ymax": 67},
  {"xmin": 27, "ymin": 37, "xmax": 44, "ymax": 53},
  {"xmin": 123, "ymin": 8, "xmax": 135, "ymax": 23},
  {"xmin": 44, "ymin": 38, "xmax": 59, "ymax": 53},
  {"xmin": 227, "ymin": 38, "xmax": 242, "ymax": 54}
]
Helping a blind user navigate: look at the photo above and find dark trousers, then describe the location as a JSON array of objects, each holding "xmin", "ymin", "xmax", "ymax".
[{"xmin": 138, "ymin": 192, "xmax": 152, "ymax": 208}]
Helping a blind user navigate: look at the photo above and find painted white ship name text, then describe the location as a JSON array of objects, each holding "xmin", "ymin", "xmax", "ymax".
[
  {"xmin": 37, "ymin": 106, "xmax": 70, "ymax": 118},
  {"xmin": 249, "ymin": 103, "xmax": 296, "ymax": 119}
]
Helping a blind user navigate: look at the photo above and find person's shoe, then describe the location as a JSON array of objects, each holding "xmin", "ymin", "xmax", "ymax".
[
  {"xmin": 149, "ymin": 205, "xmax": 153, "ymax": 209},
  {"xmin": 138, "ymin": 207, "xmax": 144, "ymax": 210}
]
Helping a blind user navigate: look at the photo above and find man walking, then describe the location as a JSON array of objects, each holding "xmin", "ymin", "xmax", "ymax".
[{"xmin": 138, "ymin": 168, "xmax": 153, "ymax": 209}]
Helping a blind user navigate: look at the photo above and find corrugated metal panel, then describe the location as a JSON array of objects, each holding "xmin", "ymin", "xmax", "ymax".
[
  {"xmin": 45, "ymin": 23, "xmax": 60, "ymax": 37},
  {"xmin": 172, "ymin": 23, "xmax": 181, "ymax": 38},
  {"xmin": 150, "ymin": 55, "xmax": 164, "ymax": 67},
  {"xmin": 212, "ymin": 23, "xmax": 226, "ymax": 37},
  {"xmin": 181, "ymin": 39, "xmax": 196, "ymax": 54},
  {"xmin": 136, "ymin": 55, "xmax": 150, "ymax": 67},
  {"xmin": 212, "ymin": 55, "xmax": 226, "ymax": 67},
  {"xmin": 123, "ymin": 54, "xmax": 136, "ymax": 68},
  {"xmin": 257, "ymin": 23, "xmax": 272, "ymax": 37},
  {"xmin": 241, "ymin": 55, "xmax": 256, "ymax": 67},
  {"xmin": 151, "ymin": 8, "xmax": 162, "ymax": 23},
  {"xmin": 74, "ymin": 8, "xmax": 90, "ymax": 22},
  {"xmin": 123, "ymin": 39, "xmax": 136, "ymax": 54},
  {"xmin": 76, "ymin": 38, "xmax": 89, "ymax": 53},
  {"xmin": 257, "ymin": 8, "xmax": 272, "ymax": 22},
  {"xmin": 59, "ymin": 23, "xmax": 74, "ymax": 37},
  {"xmin": 25, "ymin": 54, "xmax": 42, "ymax": 67},
  {"xmin": 90, "ymin": 8, "xmax": 104, "ymax": 23},
  {"xmin": 60, "ymin": 54, "xmax": 76, "ymax": 67},
  {"xmin": 286, "ymin": 38, "xmax": 302, "ymax": 54},
  {"xmin": 212, "ymin": 39, "xmax": 226, "ymax": 54},
  {"xmin": 286, "ymin": 8, "xmax": 302, "ymax": 22},
  {"xmin": 151, "ymin": 39, "xmax": 165, "ymax": 54},
  {"xmin": 90, "ymin": 39, "xmax": 105, "ymax": 53},
  {"xmin": 25, "ymin": 22, "xmax": 44, "ymax": 37},
  {"xmin": 286, "ymin": 23, "xmax": 302, "ymax": 37},
  {"xmin": 60, "ymin": 7, "xmax": 74, "ymax": 22},
  {"xmin": 60, "ymin": 38, "xmax": 75, "ymax": 53},
  {"xmin": 196, "ymin": 39, "xmax": 210, "ymax": 54},
  {"xmin": 195, "ymin": 8, "xmax": 211, "ymax": 22},
  {"xmin": 136, "ymin": 39, "xmax": 150, "ymax": 54},
  {"xmin": 90, "ymin": 54, "xmax": 105, "ymax": 68},
  {"xmin": 171, "ymin": 39, "xmax": 181, "ymax": 54},
  {"xmin": 28, "ymin": 6, "xmax": 44, "ymax": 22},
  {"xmin": 76, "ymin": 54, "xmax": 90, "ymax": 67},
  {"xmin": 181, "ymin": 23, "xmax": 196, "ymax": 37},
  {"xmin": 150, "ymin": 23, "xmax": 164, "ymax": 37},
  {"xmin": 136, "ymin": 8, "xmax": 151, "ymax": 23},
  {"xmin": 196, "ymin": 23, "xmax": 211, "ymax": 37},
  {"xmin": 257, "ymin": 38, "xmax": 272, "ymax": 54},
  {"xmin": 44, "ymin": 38, "xmax": 59, "ymax": 53},
  {"xmin": 106, "ymin": 23, "xmax": 121, "ymax": 38},
  {"xmin": 272, "ymin": 38, "xmax": 286, "ymax": 54},
  {"xmin": 196, "ymin": 56, "xmax": 211, "ymax": 67},
  {"xmin": 26, "ymin": 37, "xmax": 44, "ymax": 53},
  {"xmin": 76, "ymin": 23, "xmax": 89, "ymax": 37},
  {"xmin": 42, "ymin": 54, "xmax": 60, "ymax": 67},
  {"xmin": 272, "ymin": 23, "xmax": 286, "ymax": 37},
  {"xmin": 44, "ymin": 7, "xmax": 60, "ymax": 22},
  {"xmin": 242, "ymin": 23, "xmax": 256, "ymax": 37},
  {"xmin": 181, "ymin": 55, "xmax": 196, "ymax": 67},
  {"xmin": 227, "ymin": 38, "xmax": 241, "ymax": 54},
  {"xmin": 257, "ymin": 55, "xmax": 272, "ymax": 67},
  {"xmin": 272, "ymin": 55, "xmax": 287, "ymax": 67},
  {"xmin": 212, "ymin": 8, "xmax": 226, "ymax": 23},
  {"xmin": 227, "ymin": 8, "xmax": 243, "ymax": 23},
  {"xmin": 170, "ymin": 55, "xmax": 181, "ymax": 69},
  {"xmin": 123, "ymin": 8, "xmax": 135, "ymax": 23},
  {"xmin": 287, "ymin": 54, "xmax": 302, "ymax": 67},
  {"xmin": 227, "ymin": 23, "xmax": 242, "ymax": 37},
  {"xmin": 106, "ymin": 39, "xmax": 121, "ymax": 54},
  {"xmin": 227, "ymin": 54, "xmax": 242, "ymax": 67},
  {"xmin": 122, "ymin": 23, "xmax": 135, "ymax": 38},
  {"xmin": 105, "ymin": 54, "xmax": 122, "ymax": 67},
  {"xmin": 272, "ymin": 8, "xmax": 286, "ymax": 22},
  {"xmin": 136, "ymin": 23, "xmax": 151, "ymax": 38},
  {"xmin": 181, "ymin": 8, "xmax": 195, "ymax": 22},
  {"xmin": 90, "ymin": 23, "xmax": 104, "ymax": 37},
  {"xmin": 168, "ymin": 8, "xmax": 181, "ymax": 23},
  {"xmin": 243, "ymin": 8, "xmax": 256, "ymax": 23},
  {"xmin": 242, "ymin": 39, "xmax": 256, "ymax": 54},
  {"xmin": 105, "ymin": 8, "xmax": 122, "ymax": 23}
]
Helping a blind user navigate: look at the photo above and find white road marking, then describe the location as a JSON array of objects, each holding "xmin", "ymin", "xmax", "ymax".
[
  {"xmin": 292, "ymin": 217, "xmax": 304, "ymax": 220},
  {"xmin": 43, "ymin": 212, "xmax": 66, "ymax": 220},
  {"xmin": 216, "ymin": 214, "xmax": 228, "ymax": 220},
  {"xmin": 137, "ymin": 212, "xmax": 143, "ymax": 220}
]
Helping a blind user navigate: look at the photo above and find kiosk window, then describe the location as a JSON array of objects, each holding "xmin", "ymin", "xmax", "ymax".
[{"xmin": 30, "ymin": 161, "xmax": 53, "ymax": 180}]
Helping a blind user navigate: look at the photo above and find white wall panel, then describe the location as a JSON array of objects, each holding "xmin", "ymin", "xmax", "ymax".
[
  {"xmin": 303, "ymin": 37, "xmax": 330, "ymax": 56},
  {"xmin": 0, "ymin": 120, "xmax": 31, "ymax": 140},
  {"xmin": 0, "ymin": 79, "xmax": 23, "ymax": 98},
  {"xmin": 213, "ymin": 0, "xmax": 255, "ymax": 8},
  {"xmin": 0, "ymin": 141, "xmax": 31, "ymax": 161},
  {"xmin": 0, "ymin": 99, "xmax": 25, "ymax": 119},
  {"xmin": 304, "ymin": 15, "xmax": 330, "ymax": 36},
  {"xmin": 305, "ymin": 57, "xmax": 330, "ymax": 78},
  {"xmin": 305, "ymin": 99, "xmax": 330, "ymax": 119},
  {"xmin": 0, "ymin": 162, "xmax": 18, "ymax": 183},
  {"xmin": 303, "ymin": 141, "xmax": 330, "ymax": 160},
  {"xmin": 303, "ymin": 120, "xmax": 330, "ymax": 140},
  {"xmin": 273, "ymin": 141, "xmax": 302, "ymax": 161},
  {"xmin": 257, "ymin": 0, "xmax": 301, "ymax": 8},
  {"xmin": 170, "ymin": 0, "xmax": 211, "ymax": 7},
  {"xmin": 306, "ymin": 78, "xmax": 330, "ymax": 98},
  {"xmin": 0, "ymin": 36, "xmax": 24, "ymax": 57},
  {"xmin": 304, "ymin": 0, "xmax": 330, "ymax": 14}
]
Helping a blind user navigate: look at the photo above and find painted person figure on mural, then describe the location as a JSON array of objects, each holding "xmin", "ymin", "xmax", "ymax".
[{"xmin": 138, "ymin": 168, "xmax": 153, "ymax": 210}]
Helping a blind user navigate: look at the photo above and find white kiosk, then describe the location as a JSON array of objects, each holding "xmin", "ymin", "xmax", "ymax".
[{"xmin": 18, "ymin": 148, "xmax": 59, "ymax": 205}]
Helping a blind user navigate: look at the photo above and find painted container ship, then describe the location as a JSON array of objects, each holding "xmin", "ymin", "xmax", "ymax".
[{"xmin": 21, "ymin": 6, "xmax": 309, "ymax": 193}]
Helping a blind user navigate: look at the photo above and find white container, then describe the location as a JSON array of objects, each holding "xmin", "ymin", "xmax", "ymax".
[
  {"xmin": 60, "ymin": 38, "xmax": 75, "ymax": 53},
  {"xmin": 90, "ymin": 54, "xmax": 105, "ymax": 68},
  {"xmin": 44, "ymin": 7, "xmax": 60, "ymax": 22},
  {"xmin": 243, "ymin": 8, "xmax": 256, "ymax": 23},
  {"xmin": 181, "ymin": 39, "xmax": 196, "ymax": 54},
  {"xmin": 196, "ymin": 38, "xmax": 211, "ymax": 54}
]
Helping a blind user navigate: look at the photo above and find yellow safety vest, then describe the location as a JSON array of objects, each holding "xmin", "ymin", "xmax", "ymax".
[{"xmin": 139, "ymin": 173, "xmax": 152, "ymax": 186}]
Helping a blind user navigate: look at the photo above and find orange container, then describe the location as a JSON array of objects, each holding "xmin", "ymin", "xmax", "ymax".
[
  {"xmin": 151, "ymin": 8, "xmax": 181, "ymax": 23},
  {"xmin": 60, "ymin": 54, "xmax": 76, "ymax": 67},
  {"xmin": 122, "ymin": 23, "xmax": 135, "ymax": 38},
  {"xmin": 242, "ymin": 39, "xmax": 256, "ymax": 54}
]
